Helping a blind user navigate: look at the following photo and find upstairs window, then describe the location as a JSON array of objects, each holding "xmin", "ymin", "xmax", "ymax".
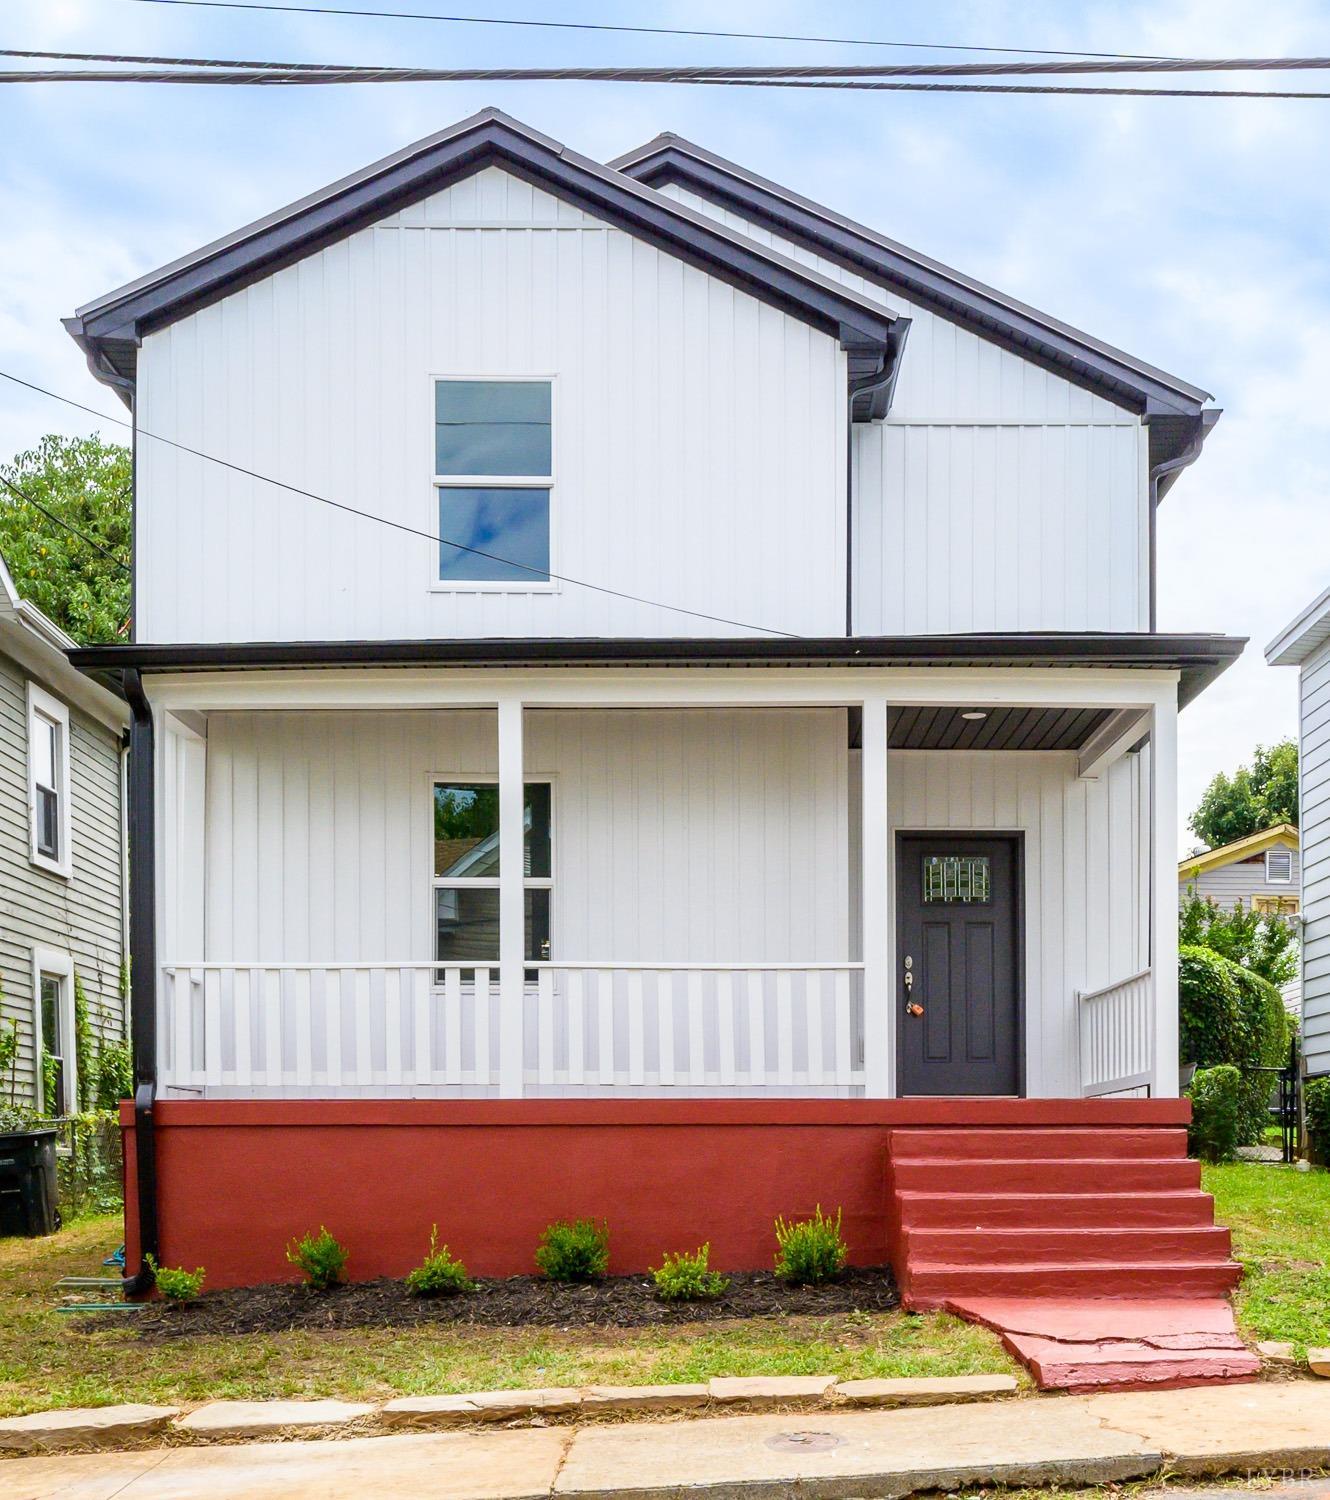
[
  {"xmin": 27, "ymin": 684, "xmax": 70, "ymax": 877},
  {"xmin": 1266, "ymin": 848, "xmax": 1293, "ymax": 884},
  {"xmin": 434, "ymin": 379, "xmax": 552, "ymax": 587}
]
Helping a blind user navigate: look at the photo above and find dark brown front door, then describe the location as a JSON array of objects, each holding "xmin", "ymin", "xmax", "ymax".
[{"xmin": 896, "ymin": 834, "xmax": 1021, "ymax": 1096}]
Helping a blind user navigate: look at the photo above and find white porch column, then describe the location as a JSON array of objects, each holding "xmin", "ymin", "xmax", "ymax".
[
  {"xmin": 1149, "ymin": 688, "xmax": 1180, "ymax": 1097},
  {"xmin": 497, "ymin": 696, "xmax": 525, "ymax": 1098},
  {"xmin": 860, "ymin": 693, "xmax": 892, "ymax": 1097}
]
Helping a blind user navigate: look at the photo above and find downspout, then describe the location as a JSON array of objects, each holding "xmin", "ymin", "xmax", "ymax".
[
  {"xmin": 844, "ymin": 319, "xmax": 911, "ymax": 636},
  {"xmin": 122, "ymin": 668, "xmax": 158, "ymax": 1296},
  {"xmin": 1146, "ymin": 410, "xmax": 1217, "ymax": 631}
]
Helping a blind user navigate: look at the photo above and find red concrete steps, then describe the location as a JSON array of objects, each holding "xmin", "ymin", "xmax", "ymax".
[
  {"xmin": 895, "ymin": 1190, "xmax": 1217, "ymax": 1229},
  {"xmin": 902, "ymin": 1224, "xmax": 1232, "ymax": 1266},
  {"xmin": 887, "ymin": 1127, "xmax": 1186, "ymax": 1160},
  {"xmin": 882, "ymin": 1113, "xmax": 1253, "ymax": 1390},
  {"xmin": 890, "ymin": 1156, "xmax": 1202, "ymax": 1194}
]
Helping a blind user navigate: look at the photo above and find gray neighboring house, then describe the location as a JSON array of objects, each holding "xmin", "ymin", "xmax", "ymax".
[
  {"xmin": 1177, "ymin": 825, "xmax": 1300, "ymax": 916},
  {"xmin": 0, "ymin": 552, "xmax": 128, "ymax": 1114},
  {"xmin": 1268, "ymin": 587, "xmax": 1330, "ymax": 1079}
]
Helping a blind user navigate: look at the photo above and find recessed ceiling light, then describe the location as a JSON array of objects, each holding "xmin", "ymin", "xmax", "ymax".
[{"xmin": 960, "ymin": 711, "xmax": 987, "ymax": 721}]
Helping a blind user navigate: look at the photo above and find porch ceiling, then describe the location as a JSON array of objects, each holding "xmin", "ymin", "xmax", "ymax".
[{"xmin": 887, "ymin": 705, "xmax": 1113, "ymax": 751}]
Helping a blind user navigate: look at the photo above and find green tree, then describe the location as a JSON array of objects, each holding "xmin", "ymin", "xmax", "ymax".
[
  {"xmin": 0, "ymin": 434, "xmax": 131, "ymax": 644},
  {"xmin": 1178, "ymin": 890, "xmax": 1298, "ymax": 987},
  {"xmin": 1188, "ymin": 739, "xmax": 1298, "ymax": 849}
]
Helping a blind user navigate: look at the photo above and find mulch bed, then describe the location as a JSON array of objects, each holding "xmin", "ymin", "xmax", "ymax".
[{"xmin": 116, "ymin": 1267, "xmax": 898, "ymax": 1341}]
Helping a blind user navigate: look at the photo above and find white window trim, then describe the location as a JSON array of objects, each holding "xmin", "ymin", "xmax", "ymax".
[
  {"xmin": 429, "ymin": 374, "xmax": 560, "ymax": 595},
  {"xmin": 31, "ymin": 947, "xmax": 76, "ymax": 1116},
  {"xmin": 427, "ymin": 772, "xmax": 556, "ymax": 971},
  {"xmin": 26, "ymin": 681, "xmax": 72, "ymax": 878},
  {"xmin": 1266, "ymin": 848, "xmax": 1294, "ymax": 884}
]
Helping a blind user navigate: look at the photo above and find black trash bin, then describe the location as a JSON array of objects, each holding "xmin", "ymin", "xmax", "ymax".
[{"xmin": 0, "ymin": 1128, "xmax": 59, "ymax": 1236}]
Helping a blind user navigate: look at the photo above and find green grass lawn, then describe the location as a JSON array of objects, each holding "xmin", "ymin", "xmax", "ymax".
[
  {"xmin": 0, "ymin": 1218, "xmax": 1016, "ymax": 1417},
  {"xmin": 1205, "ymin": 1159, "xmax": 1330, "ymax": 1351}
]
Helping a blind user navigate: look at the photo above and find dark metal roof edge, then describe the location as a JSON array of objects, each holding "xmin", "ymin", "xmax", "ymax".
[
  {"xmin": 67, "ymin": 109, "xmax": 897, "ymax": 381},
  {"xmin": 615, "ymin": 134, "xmax": 1214, "ymax": 418},
  {"xmin": 68, "ymin": 632, "xmax": 1245, "ymax": 708}
]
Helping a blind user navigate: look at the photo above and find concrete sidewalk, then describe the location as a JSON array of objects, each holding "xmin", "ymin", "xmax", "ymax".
[{"xmin": 4, "ymin": 1382, "xmax": 1329, "ymax": 1500}]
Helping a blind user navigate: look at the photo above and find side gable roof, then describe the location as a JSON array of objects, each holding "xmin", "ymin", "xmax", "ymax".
[
  {"xmin": 1266, "ymin": 586, "xmax": 1330, "ymax": 666},
  {"xmin": 66, "ymin": 108, "xmax": 905, "ymax": 417},
  {"xmin": 613, "ymin": 132, "xmax": 1220, "ymax": 482},
  {"xmin": 1178, "ymin": 823, "xmax": 1299, "ymax": 881},
  {"xmin": 0, "ymin": 553, "xmax": 127, "ymax": 730}
]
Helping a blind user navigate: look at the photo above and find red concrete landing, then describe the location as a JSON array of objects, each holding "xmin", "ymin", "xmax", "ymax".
[{"xmin": 946, "ymin": 1296, "xmax": 1261, "ymax": 1392}]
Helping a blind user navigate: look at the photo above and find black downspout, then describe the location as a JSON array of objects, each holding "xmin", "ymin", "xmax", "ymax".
[{"xmin": 122, "ymin": 668, "xmax": 158, "ymax": 1296}]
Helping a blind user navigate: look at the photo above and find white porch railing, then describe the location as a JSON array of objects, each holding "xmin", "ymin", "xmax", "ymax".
[
  {"xmin": 159, "ymin": 961, "xmax": 865, "ymax": 1097},
  {"xmin": 1077, "ymin": 968, "xmax": 1154, "ymax": 1096},
  {"xmin": 529, "ymin": 963, "xmax": 864, "ymax": 1092}
]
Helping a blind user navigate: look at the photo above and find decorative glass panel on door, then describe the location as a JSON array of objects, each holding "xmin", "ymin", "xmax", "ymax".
[{"xmin": 922, "ymin": 855, "xmax": 991, "ymax": 904}]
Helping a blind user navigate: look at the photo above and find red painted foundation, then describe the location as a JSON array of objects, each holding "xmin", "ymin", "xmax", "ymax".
[{"xmin": 120, "ymin": 1098, "xmax": 1189, "ymax": 1291}]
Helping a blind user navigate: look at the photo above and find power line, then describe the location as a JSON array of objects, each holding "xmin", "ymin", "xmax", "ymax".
[
  {"xmin": 6, "ymin": 64, "xmax": 1330, "ymax": 98},
  {"xmin": 0, "ymin": 370, "xmax": 797, "ymax": 637},
  {"xmin": 15, "ymin": 48, "xmax": 1330, "ymax": 77},
  {"xmin": 0, "ymin": 471, "xmax": 132, "ymax": 573},
  {"xmin": 111, "ymin": 0, "xmax": 1177, "ymax": 62}
]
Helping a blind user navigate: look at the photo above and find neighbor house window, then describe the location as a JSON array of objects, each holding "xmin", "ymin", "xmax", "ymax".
[
  {"xmin": 27, "ymin": 683, "xmax": 70, "ymax": 876},
  {"xmin": 434, "ymin": 379, "xmax": 552, "ymax": 586},
  {"xmin": 32, "ymin": 950, "xmax": 75, "ymax": 1115},
  {"xmin": 432, "ymin": 780, "xmax": 552, "ymax": 970},
  {"xmin": 1266, "ymin": 849, "xmax": 1293, "ymax": 884}
]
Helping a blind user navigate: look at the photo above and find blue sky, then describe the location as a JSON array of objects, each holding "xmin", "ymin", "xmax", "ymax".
[{"xmin": 2, "ymin": 0, "xmax": 1325, "ymax": 849}]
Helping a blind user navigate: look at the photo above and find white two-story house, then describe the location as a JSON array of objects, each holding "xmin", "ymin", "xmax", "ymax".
[{"xmin": 66, "ymin": 110, "xmax": 1251, "ymax": 1384}]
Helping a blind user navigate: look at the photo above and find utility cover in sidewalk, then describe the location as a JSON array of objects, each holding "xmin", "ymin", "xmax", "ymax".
[{"xmin": 764, "ymin": 1431, "xmax": 844, "ymax": 1452}]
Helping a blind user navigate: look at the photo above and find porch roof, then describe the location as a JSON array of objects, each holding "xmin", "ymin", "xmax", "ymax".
[{"xmin": 71, "ymin": 631, "xmax": 1244, "ymax": 708}]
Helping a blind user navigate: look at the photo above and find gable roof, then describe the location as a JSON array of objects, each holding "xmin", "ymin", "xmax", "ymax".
[
  {"xmin": 0, "ymin": 553, "xmax": 127, "ymax": 730},
  {"xmin": 1266, "ymin": 586, "xmax": 1330, "ymax": 667},
  {"xmin": 65, "ymin": 108, "xmax": 906, "ymax": 418},
  {"xmin": 1178, "ymin": 823, "xmax": 1299, "ymax": 881},
  {"xmin": 613, "ymin": 132, "xmax": 1219, "ymax": 482}
]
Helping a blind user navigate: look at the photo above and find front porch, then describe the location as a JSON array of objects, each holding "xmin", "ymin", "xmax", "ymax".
[{"xmin": 146, "ymin": 663, "xmax": 1180, "ymax": 1103}]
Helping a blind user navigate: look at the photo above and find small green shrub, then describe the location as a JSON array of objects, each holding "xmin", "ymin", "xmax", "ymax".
[
  {"xmin": 1305, "ymin": 1077, "xmax": 1330, "ymax": 1166},
  {"xmin": 146, "ymin": 1255, "xmax": 206, "ymax": 1302},
  {"xmin": 1187, "ymin": 1064, "xmax": 1242, "ymax": 1162},
  {"xmin": 286, "ymin": 1226, "xmax": 348, "ymax": 1290},
  {"xmin": 94, "ymin": 1043, "xmax": 134, "ymax": 1109},
  {"xmin": 773, "ymin": 1205, "xmax": 847, "ymax": 1284},
  {"xmin": 534, "ymin": 1218, "xmax": 609, "ymax": 1282},
  {"xmin": 405, "ymin": 1227, "xmax": 474, "ymax": 1296},
  {"xmin": 651, "ymin": 1244, "xmax": 730, "ymax": 1301}
]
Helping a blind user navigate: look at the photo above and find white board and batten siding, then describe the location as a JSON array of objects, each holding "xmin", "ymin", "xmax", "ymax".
[
  {"xmin": 1301, "ymin": 637, "xmax": 1330, "ymax": 1077},
  {"xmin": 165, "ymin": 708, "xmax": 1146, "ymax": 1098},
  {"xmin": 660, "ymin": 183, "xmax": 1151, "ymax": 635},
  {"xmin": 135, "ymin": 167, "xmax": 847, "ymax": 644}
]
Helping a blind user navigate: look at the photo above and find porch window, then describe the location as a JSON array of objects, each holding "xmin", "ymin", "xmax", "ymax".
[
  {"xmin": 434, "ymin": 380, "xmax": 552, "ymax": 586},
  {"xmin": 432, "ymin": 780, "xmax": 552, "ymax": 968},
  {"xmin": 27, "ymin": 683, "xmax": 70, "ymax": 876},
  {"xmin": 1266, "ymin": 849, "xmax": 1293, "ymax": 884}
]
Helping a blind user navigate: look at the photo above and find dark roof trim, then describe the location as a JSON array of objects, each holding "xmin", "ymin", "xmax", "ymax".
[
  {"xmin": 613, "ymin": 134, "xmax": 1216, "ymax": 430},
  {"xmin": 69, "ymin": 632, "xmax": 1245, "ymax": 709},
  {"xmin": 65, "ymin": 109, "xmax": 900, "ymax": 410}
]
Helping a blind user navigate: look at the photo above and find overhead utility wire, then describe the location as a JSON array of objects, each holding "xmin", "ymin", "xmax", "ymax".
[
  {"xmin": 0, "ymin": 370, "xmax": 796, "ymax": 638},
  {"xmin": 15, "ymin": 49, "xmax": 1330, "ymax": 76},
  {"xmin": 6, "ymin": 65, "xmax": 1330, "ymax": 98},
  {"xmin": 112, "ymin": 0, "xmax": 1178, "ymax": 62},
  {"xmin": 0, "ymin": 471, "xmax": 132, "ymax": 573}
]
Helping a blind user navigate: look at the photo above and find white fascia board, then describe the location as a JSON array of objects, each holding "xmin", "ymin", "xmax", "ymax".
[{"xmin": 1266, "ymin": 585, "xmax": 1330, "ymax": 666}]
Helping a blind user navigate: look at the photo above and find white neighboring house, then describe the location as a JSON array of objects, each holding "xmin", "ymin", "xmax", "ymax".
[
  {"xmin": 1268, "ymin": 591, "xmax": 1330, "ymax": 1077},
  {"xmin": 62, "ymin": 109, "xmax": 1244, "ymax": 1108},
  {"xmin": 0, "ymin": 554, "xmax": 128, "ymax": 1115}
]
